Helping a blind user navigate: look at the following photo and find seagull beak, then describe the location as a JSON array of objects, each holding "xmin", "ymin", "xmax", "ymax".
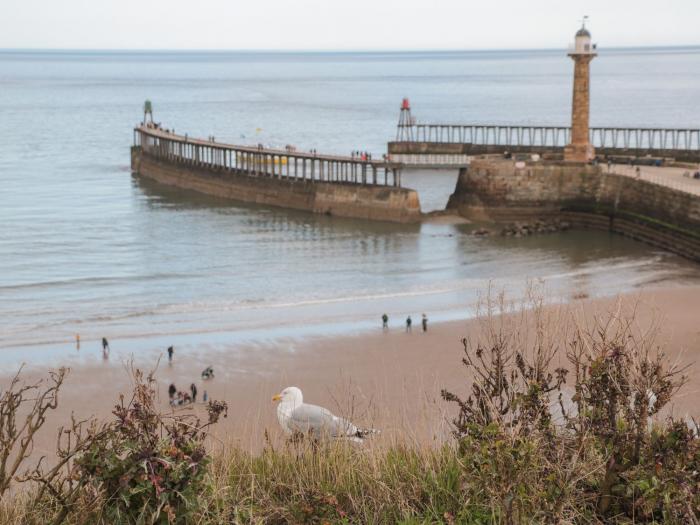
[{"xmin": 272, "ymin": 394, "xmax": 282, "ymax": 402}]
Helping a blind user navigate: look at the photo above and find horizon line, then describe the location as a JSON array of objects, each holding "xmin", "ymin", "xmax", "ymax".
[{"xmin": 1, "ymin": 44, "xmax": 699, "ymax": 54}]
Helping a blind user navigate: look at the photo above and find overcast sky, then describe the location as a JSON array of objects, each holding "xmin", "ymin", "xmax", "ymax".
[{"xmin": 1, "ymin": 0, "xmax": 698, "ymax": 51}]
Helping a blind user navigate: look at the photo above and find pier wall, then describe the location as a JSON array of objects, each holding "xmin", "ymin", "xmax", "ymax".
[
  {"xmin": 132, "ymin": 148, "xmax": 421, "ymax": 223},
  {"xmin": 447, "ymin": 157, "xmax": 700, "ymax": 261}
]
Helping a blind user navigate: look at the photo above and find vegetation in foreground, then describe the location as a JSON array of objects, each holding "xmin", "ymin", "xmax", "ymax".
[{"xmin": 0, "ymin": 296, "xmax": 698, "ymax": 524}]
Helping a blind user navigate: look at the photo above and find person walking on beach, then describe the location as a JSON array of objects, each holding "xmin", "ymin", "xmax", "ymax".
[
  {"xmin": 101, "ymin": 337, "xmax": 110, "ymax": 353},
  {"xmin": 168, "ymin": 383, "xmax": 177, "ymax": 399},
  {"xmin": 190, "ymin": 383, "xmax": 198, "ymax": 403},
  {"xmin": 422, "ymin": 313, "xmax": 428, "ymax": 332},
  {"xmin": 167, "ymin": 345, "xmax": 174, "ymax": 363},
  {"xmin": 406, "ymin": 315, "xmax": 412, "ymax": 332},
  {"xmin": 382, "ymin": 313, "xmax": 388, "ymax": 330}
]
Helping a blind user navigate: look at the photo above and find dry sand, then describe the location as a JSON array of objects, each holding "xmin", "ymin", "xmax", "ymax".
[{"xmin": 3, "ymin": 285, "xmax": 700, "ymax": 462}]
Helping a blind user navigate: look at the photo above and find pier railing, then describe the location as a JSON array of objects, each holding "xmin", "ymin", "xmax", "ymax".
[
  {"xmin": 397, "ymin": 123, "xmax": 700, "ymax": 151},
  {"xmin": 134, "ymin": 125, "xmax": 404, "ymax": 187}
]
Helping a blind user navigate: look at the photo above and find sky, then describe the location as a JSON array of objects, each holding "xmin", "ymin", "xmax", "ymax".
[{"xmin": 1, "ymin": 0, "xmax": 698, "ymax": 51}]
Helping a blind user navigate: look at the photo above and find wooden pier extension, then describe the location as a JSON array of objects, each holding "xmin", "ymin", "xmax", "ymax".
[{"xmin": 132, "ymin": 125, "xmax": 421, "ymax": 223}]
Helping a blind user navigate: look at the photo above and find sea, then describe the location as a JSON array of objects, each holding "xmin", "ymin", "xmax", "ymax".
[{"xmin": 1, "ymin": 47, "xmax": 699, "ymax": 363}]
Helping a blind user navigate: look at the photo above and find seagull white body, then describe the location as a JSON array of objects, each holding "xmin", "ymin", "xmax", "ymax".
[{"xmin": 273, "ymin": 386, "xmax": 377, "ymax": 443}]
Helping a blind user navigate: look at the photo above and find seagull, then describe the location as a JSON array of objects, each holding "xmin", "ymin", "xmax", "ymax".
[{"xmin": 272, "ymin": 386, "xmax": 378, "ymax": 443}]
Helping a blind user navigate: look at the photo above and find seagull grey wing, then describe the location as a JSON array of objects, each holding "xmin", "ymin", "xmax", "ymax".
[{"xmin": 288, "ymin": 403, "xmax": 359, "ymax": 438}]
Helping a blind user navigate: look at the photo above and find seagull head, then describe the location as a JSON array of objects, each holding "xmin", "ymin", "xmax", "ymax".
[{"xmin": 272, "ymin": 386, "xmax": 303, "ymax": 405}]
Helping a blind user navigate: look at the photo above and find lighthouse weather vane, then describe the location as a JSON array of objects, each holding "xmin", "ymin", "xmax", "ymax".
[{"xmin": 581, "ymin": 15, "xmax": 589, "ymax": 28}]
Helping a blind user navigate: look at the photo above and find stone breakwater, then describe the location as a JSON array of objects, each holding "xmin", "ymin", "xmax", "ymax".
[
  {"xmin": 448, "ymin": 157, "xmax": 700, "ymax": 261},
  {"xmin": 131, "ymin": 148, "xmax": 421, "ymax": 223}
]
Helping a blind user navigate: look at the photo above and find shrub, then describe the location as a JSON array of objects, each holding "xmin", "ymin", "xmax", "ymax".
[
  {"xmin": 75, "ymin": 368, "xmax": 227, "ymax": 524},
  {"xmin": 443, "ymin": 292, "xmax": 697, "ymax": 523}
]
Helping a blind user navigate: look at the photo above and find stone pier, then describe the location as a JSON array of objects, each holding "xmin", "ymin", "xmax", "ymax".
[
  {"xmin": 447, "ymin": 156, "xmax": 700, "ymax": 262},
  {"xmin": 131, "ymin": 125, "xmax": 421, "ymax": 223}
]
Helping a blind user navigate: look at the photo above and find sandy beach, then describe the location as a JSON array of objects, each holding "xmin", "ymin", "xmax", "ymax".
[{"xmin": 3, "ymin": 283, "xmax": 698, "ymax": 465}]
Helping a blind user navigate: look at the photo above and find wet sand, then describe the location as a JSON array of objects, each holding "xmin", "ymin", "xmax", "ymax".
[{"xmin": 4, "ymin": 285, "xmax": 700, "ymax": 462}]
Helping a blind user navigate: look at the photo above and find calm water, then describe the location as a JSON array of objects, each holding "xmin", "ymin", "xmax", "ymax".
[{"xmin": 1, "ymin": 48, "xmax": 700, "ymax": 356}]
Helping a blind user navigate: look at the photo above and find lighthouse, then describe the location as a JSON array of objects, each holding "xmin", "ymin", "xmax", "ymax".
[{"xmin": 564, "ymin": 20, "xmax": 597, "ymax": 162}]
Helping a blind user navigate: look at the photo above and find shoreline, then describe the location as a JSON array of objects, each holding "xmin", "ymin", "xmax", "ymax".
[
  {"xmin": 4, "ymin": 255, "xmax": 699, "ymax": 366},
  {"xmin": 3, "ymin": 283, "xmax": 700, "ymax": 461}
]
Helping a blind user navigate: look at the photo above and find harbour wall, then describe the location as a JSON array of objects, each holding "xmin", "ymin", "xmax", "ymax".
[
  {"xmin": 131, "ymin": 148, "xmax": 421, "ymax": 223},
  {"xmin": 447, "ymin": 157, "xmax": 700, "ymax": 261}
]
